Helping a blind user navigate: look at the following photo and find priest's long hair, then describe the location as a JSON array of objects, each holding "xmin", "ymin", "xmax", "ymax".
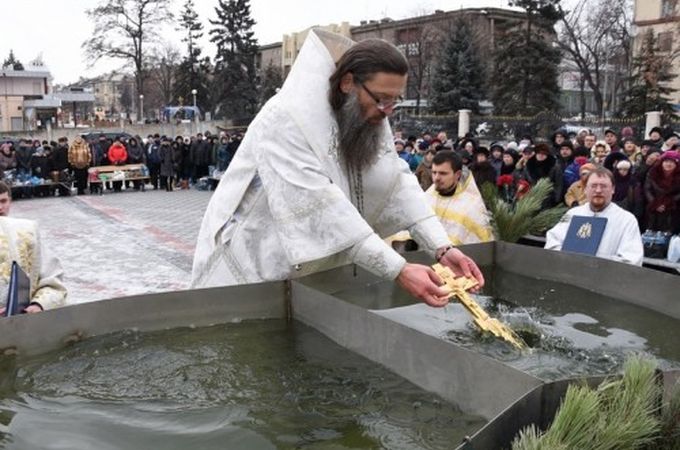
[{"xmin": 328, "ymin": 39, "xmax": 408, "ymax": 112}]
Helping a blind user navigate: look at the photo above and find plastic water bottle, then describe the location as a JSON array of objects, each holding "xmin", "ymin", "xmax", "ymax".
[{"xmin": 642, "ymin": 229, "xmax": 654, "ymax": 257}]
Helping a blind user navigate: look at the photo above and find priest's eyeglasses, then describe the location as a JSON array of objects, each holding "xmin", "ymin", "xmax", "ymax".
[{"xmin": 360, "ymin": 83, "xmax": 404, "ymax": 111}]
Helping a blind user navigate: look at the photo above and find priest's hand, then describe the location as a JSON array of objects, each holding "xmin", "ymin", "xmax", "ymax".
[
  {"xmin": 397, "ymin": 263, "xmax": 451, "ymax": 307},
  {"xmin": 439, "ymin": 248, "xmax": 485, "ymax": 291}
]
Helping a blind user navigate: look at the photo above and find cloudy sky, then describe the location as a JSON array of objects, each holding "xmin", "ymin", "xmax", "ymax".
[{"xmin": 2, "ymin": 0, "xmax": 511, "ymax": 85}]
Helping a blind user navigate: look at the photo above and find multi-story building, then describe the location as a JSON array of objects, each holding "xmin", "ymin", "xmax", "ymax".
[
  {"xmin": 0, "ymin": 68, "xmax": 55, "ymax": 132},
  {"xmin": 633, "ymin": 0, "xmax": 680, "ymax": 105},
  {"xmin": 256, "ymin": 8, "xmax": 533, "ymax": 112},
  {"xmin": 74, "ymin": 72, "xmax": 137, "ymax": 120}
]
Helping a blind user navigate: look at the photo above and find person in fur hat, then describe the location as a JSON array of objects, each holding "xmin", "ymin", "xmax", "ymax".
[
  {"xmin": 644, "ymin": 151, "xmax": 680, "ymax": 234},
  {"xmin": 500, "ymin": 148, "xmax": 520, "ymax": 176},
  {"xmin": 612, "ymin": 159, "xmax": 637, "ymax": 214},
  {"xmin": 521, "ymin": 143, "xmax": 555, "ymax": 186},
  {"xmin": 635, "ymin": 148, "xmax": 662, "ymax": 229},
  {"xmin": 549, "ymin": 141, "xmax": 575, "ymax": 205},
  {"xmin": 590, "ymin": 140, "xmax": 611, "ymax": 165},
  {"xmin": 649, "ymin": 126, "xmax": 664, "ymax": 148},
  {"xmin": 470, "ymin": 146, "xmax": 497, "ymax": 189},
  {"xmin": 622, "ymin": 138, "xmax": 642, "ymax": 166},
  {"xmin": 551, "ymin": 129, "xmax": 568, "ymax": 153},
  {"xmin": 603, "ymin": 150, "xmax": 629, "ymax": 173}
]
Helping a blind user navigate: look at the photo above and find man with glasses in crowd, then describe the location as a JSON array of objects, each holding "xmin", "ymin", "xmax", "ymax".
[
  {"xmin": 192, "ymin": 31, "xmax": 484, "ymax": 307},
  {"xmin": 545, "ymin": 167, "xmax": 643, "ymax": 265}
]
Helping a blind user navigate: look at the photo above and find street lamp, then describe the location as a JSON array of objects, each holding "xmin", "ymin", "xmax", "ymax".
[
  {"xmin": 139, "ymin": 94, "xmax": 144, "ymax": 124},
  {"xmin": 191, "ymin": 88, "xmax": 198, "ymax": 125}
]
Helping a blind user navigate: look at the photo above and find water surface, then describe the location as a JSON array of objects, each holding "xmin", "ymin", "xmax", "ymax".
[
  {"xmin": 0, "ymin": 320, "xmax": 484, "ymax": 450},
  {"xmin": 333, "ymin": 268, "xmax": 680, "ymax": 380}
]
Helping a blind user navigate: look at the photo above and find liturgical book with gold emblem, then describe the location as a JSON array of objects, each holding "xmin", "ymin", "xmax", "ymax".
[{"xmin": 562, "ymin": 216, "xmax": 608, "ymax": 256}]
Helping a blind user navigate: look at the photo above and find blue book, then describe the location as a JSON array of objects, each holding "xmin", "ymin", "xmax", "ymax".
[
  {"xmin": 4, "ymin": 261, "xmax": 31, "ymax": 317},
  {"xmin": 562, "ymin": 216, "xmax": 608, "ymax": 256}
]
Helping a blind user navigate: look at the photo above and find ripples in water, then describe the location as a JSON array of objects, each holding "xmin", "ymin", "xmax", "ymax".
[{"xmin": 0, "ymin": 320, "xmax": 484, "ymax": 450}]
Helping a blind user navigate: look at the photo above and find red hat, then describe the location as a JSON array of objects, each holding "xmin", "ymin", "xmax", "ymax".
[{"xmin": 660, "ymin": 150, "xmax": 680, "ymax": 163}]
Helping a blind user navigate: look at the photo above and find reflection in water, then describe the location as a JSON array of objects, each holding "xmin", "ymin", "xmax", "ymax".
[
  {"xmin": 0, "ymin": 320, "xmax": 484, "ymax": 450},
  {"xmin": 370, "ymin": 269, "xmax": 680, "ymax": 381}
]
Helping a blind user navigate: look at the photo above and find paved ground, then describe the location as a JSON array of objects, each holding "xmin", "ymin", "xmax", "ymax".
[{"xmin": 12, "ymin": 188, "xmax": 213, "ymax": 304}]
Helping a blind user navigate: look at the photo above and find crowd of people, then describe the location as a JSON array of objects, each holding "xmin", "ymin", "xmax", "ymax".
[
  {"xmin": 0, "ymin": 131, "xmax": 243, "ymax": 196},
  {"xmin": 394, "ymin": 126, "xmax": 680, "ymax": 237},
  {"xmin": 2, "ymin": 123, "xmax": 678, "ymax": 241}
]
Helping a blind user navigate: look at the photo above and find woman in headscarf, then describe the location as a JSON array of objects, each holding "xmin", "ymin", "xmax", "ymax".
[{"xmin": 644, "ymin": 151, "xmax": 680, "ymax": 234}]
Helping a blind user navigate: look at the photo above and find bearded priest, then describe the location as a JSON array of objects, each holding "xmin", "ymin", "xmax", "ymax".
[{"xmin": 191, "ymin": 30, "xmax": 484, "ymax": 307}]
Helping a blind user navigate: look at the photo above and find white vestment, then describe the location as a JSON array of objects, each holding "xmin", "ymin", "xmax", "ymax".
[
  {"xmin": 425, "ymin": 169, "xmax": 494, "ymax": 245},
  {"xmin": 544, "ymin": 202, "xmax": 643, "ymax": 266},
  {"xmin": 191, "ymin": 30, "xmax": 450, "ymax": 288},
  {"xmin": 0, "ymin": 217, "xmax": 67, "ymax": 309}
]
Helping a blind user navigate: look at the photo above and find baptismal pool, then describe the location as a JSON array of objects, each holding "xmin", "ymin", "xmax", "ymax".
[{"xmin": 0, "ymin": 320, "xmax": 485, "ymax": 450}]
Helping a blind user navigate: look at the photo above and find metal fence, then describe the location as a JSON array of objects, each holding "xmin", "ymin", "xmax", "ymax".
[{"xmin": 393, "ymin": 111, "xmax": 650, "ymax": 143}]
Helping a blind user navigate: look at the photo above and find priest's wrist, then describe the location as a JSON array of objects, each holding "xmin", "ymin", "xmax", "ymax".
[{"xmin": 435, "ymin": 245, "xmax": 454, "ymax": 262}]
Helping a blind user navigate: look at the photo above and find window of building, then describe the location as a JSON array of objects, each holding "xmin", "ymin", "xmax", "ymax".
[
  {"xmin": 661, "ymin": 0, "xmax": 677, "ymax": 18},
  {"xmin": 395, "ymin": 27, "xmax": 423, "ymax": 56},
  {"xmin": 659, "ymin": 31, "xmax": 674, "ymax": 52}
]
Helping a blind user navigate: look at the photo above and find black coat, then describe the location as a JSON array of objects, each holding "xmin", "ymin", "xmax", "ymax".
[
  {"xmin": 523, "ymin": 154, "xmax": 556, "ymax": 185},
  {"xmin": 31, "ymin": 153, "xmax": 52, "ymax": 179},
  {"xmin": 51, "ymin": 145, "xmax": 70, "ymax": 171},
  {"xmin": 471, "ymin": 161, "xmax": 497, "ymax": 189}
]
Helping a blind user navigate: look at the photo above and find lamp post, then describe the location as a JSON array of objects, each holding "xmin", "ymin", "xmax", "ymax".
[
  {"xmin": 139, "ymin": 94, "xmax": 144, "ymax": 124},
  {"xmin": 191, "ymin": 88, "xmax": 199, "ymax": 130}
]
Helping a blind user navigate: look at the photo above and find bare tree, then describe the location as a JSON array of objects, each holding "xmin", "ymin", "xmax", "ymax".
[
  {"xmin": 557, "ymin": 0, "xmax": 633, "ymax": 118},
  {"xmin": 146, "ymin": 43, "xmax": 181, "ymax": 112},
  {"xmin": 82, "ymin": 0, "xmax": 173, "ymax": 119},
  {"xmin": 394, "ymin": 12, "xmax": 445, "ymax": 114}
]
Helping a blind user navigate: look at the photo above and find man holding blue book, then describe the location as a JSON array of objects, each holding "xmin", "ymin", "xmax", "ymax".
[
  {"xmin": 545, "ymin": 167, "xmax": 643, "ymax": 266},
  {"xmin": 0, "ymin": 182, "xmax": 67, "ymax": 315}
]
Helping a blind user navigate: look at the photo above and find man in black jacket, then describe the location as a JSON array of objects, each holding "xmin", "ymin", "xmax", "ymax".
[{"xmin": 51, "ymin": 137, "xmax": 70, "ymax": 196}]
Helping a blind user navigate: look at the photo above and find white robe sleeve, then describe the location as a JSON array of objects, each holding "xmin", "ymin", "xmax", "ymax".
[
  {"xmin": 370, "ymin": 157, "xmax": 449, "ymax": 255},
  {"xmin": 545, "ymin": 213, "xmax": 571, "ymax": 251},
  {"xmin": 31, "ymin": 233, "xmax": 67, "ymax": 310},
  {"xmin": 349, "ymin": 233, "xmax": 406, "ymax": 280},
  {"xmin": 409, "ymin": 216, "xmax": 451, "ymax": 258},
  {"xmin": 609, "ymin": 214, "xmax": 644, "ymax": 266}
]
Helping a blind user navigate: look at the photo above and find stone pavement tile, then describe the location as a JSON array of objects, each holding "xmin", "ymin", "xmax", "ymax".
[{"xmin": 11, "ymin": 189, "xmax": 214, "ymax": 305}]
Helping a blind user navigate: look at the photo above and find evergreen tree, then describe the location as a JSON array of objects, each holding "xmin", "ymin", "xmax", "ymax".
[
  {"xmin": 430, "ymin": 20, "xmax": 485, "ymax": 114},
  {"xmin": 258, "ymin": 61, "xmax": 283, "ymax": 107},
  {"xmin": 2, "ymin": 50, "xmax": 24, "ymax": 70},
  {"xmin": 173, "ymin": 0, "xmax": 212, "ymax": 113},
  {"xmin": 209, "ymin": 0, "xmax": 258, "ymax": 119},
  {"xmin": 491, "ymin": 0, "xmax": 562, "ymax": 115},
  {"xmin": 620, "ymin": 30, "xmax": 677, "ymax": 117}
]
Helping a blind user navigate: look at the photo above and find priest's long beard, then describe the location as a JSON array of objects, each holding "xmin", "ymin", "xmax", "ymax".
[{"xmin": 335, "ymin": 92, "xmax": 385, "ymax": 173}]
